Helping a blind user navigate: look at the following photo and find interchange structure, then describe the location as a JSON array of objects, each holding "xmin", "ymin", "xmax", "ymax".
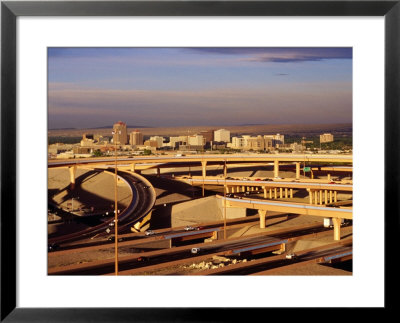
[{"xmin": 48, "ymin": 153, "xmax": 352, "ymax": 244}]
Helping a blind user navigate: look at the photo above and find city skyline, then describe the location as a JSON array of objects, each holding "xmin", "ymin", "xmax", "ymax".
[{"xmin": 48, "ymin": 47, "xmax": 352, "ymax": 129}]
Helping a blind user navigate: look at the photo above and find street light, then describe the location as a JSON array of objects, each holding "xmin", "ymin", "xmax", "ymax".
[
  {"xmin": 223, "ymin": 159, "xmax": 227, "ymax": 240},
  {"xmin": 111, "ymin": 130, "xmax": 121, "ymax": 275}
]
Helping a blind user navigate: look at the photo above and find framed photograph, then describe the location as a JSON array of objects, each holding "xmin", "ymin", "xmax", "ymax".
[{"xmin": 2, "ymin": 0, "xmax": 398, "ymax": 321}]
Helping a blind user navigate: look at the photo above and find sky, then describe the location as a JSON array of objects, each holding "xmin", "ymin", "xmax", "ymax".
[{"xmin": 48, "ymin": 47, "xmax": 352, "ymax": 129}]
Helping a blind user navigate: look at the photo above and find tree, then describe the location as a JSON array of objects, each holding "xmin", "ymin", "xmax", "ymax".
[
  {"xmin": 92, "ymin": 150, "xmax": 103, "ymax": 157},
  {"xmin": 143, "ymin": 149, "xmax": 152, "ymax": 155}
]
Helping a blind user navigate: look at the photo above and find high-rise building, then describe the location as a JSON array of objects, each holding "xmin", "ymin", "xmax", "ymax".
[
  {"xmin": 112, "ymin": 121, "xmax": 128, "ymax": 145},
  {"xmin": 214, "ymin": 129, "xmax": 230, "ymax": 143},
  {"xmin": 129, "ymin": 130, "xmax": 143, "ymax": 146}
]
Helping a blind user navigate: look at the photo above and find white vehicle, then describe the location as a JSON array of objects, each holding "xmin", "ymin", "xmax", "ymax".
[
  {"xmin": 191, "ymin": 248, "xmax": 201, "ymax": 254},
  {"xmin": 286, "ymin": 253, "xmax": 297, "ymax": 260},
  {"xmin": 145, "ymin": 230, "xmax": 155, "ymax": 236}
]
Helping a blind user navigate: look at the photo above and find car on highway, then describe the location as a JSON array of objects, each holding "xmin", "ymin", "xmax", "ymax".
[
  {"xmin": 48, "ymin": 243, "xmax": 59, "ymax": 252},
  {"xmin": 191, "ymin": 247, "xmax": 201, "ymax": 254},
  {"xmin": 107, "ymin": 236, "xmax": 123, "ymax": 242},
  {"xmin": 184, "ymin": 226, "xmax": 196, "ymax": 231},
  {"xmin": 145, "ymin": 230, "xmax": 155, "ymax": 236},
  {"xmin": 137, "ymin": 256, "xmax": 149, "ymax": 262},
  {"xmin": 285, "ymin": 253, "xmax": 297, "ymax": 260}
]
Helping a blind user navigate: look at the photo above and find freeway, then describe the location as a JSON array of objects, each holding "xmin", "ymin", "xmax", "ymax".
[
  {"xmin": 180, "ymin": 177, "xmax": 353, "ymax": 191},
  {"xmin": 221, "ymin": 195, "xmax": 353, "ymax": 219},
  {"xmin": 48, "ymin": 153, "xmax": 353, "ymax": 167},
  {"xmin": 48, "ymin": 223, "xmax": 352, "ymax": 276}
]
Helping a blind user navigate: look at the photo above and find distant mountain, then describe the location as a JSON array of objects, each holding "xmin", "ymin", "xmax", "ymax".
[
  {"xmin": 127, "ymin": 125, "xmax": 151, "ymax": 128},
  {"xmin": 50, "ymin": 125, "xmax": 150, "ymax": 130},
  {"xmin": 235, "ymin": 123, "xmax": 264, "ymax": 126},
  {"xmin": 91, "ymin": 125, "xmax": 151, "ymax": 129}
]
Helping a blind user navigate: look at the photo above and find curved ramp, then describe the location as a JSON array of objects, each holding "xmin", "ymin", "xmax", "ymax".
[{"xmin": 48, "ymin": 170, "xmax": 156, "ymax": 246}]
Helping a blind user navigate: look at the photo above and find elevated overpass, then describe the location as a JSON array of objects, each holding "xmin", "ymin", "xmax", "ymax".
[
  {"xmin": 49, "ymin": 153, "xmax": 352, "ymax": 188},
  {"xmin": 178, "ymin": 176, "xmax": 352, "ymax": 205},
  {"xmin": 218, "ymin": 195, "xmax": 352, "ymax": 241},
  {"xmin": 48, "ymin": 154, "xmax": 352, "ymax": 242}
]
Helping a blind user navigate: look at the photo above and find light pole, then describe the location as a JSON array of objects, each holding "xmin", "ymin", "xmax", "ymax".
[
  {"xmin": 112, "ymin": 130, "xmax": 121, "ymax": 275},
  {"xmin": 223, "ymin": 159, "xmax": 227, "ymax": 240}
]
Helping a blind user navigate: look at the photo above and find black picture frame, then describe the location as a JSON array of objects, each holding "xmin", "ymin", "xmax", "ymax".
[{"xmin": 1, "ymin": 0, "xmax": 398, "ymax": 321}]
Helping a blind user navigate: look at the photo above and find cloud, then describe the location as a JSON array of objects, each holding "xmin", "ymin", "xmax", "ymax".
[{"xmin": 187, "ymin": 47, "xmax": 352, "ymax": 63}]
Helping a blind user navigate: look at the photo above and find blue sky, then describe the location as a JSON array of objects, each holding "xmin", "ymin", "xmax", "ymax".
[{"xmin": 48, "ymin": 47, "xmax": 352, "ymax": 129}]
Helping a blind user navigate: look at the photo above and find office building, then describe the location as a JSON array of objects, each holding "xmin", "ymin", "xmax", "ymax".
[
  {"xmin": 200, "ymin": 130, "xmax": 214, "ymax": 143},
  {"xmin": 130, "ymin": 130, "xmax": 144, "ymax": 146},
  {"xmin": 214, "ymin": 129, "xmax": 230, "ymax": 143},
  {"xmin": 188, "ymin": 135, "xmax": 204, "ymax": 147},
  {"xmin": 320, "ymin": 133, "xmax": 334, "ymax": 143},
  {"xmin": 149, "ymin": 136, "xmax": 164, "ymax": 148},
  {"xmin": 112, "ymin": 121, "xmax": 128, "ymax": 145}
]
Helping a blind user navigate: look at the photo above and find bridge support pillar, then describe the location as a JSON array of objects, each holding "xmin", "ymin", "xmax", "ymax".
[
  {"xmin": 295, "ymin": 162, "xmax": 300, "ymax": 179},
  {"xmin": 334, "ymin": 191, "xmax": 337, "ymax": 202},
  {"xmin": 285, "ymin": 188, "xmax": 288, "ymax": 198},
  {"xmin": 279, "ymin": 187, "xmax": 283, "ymax": 198},
  {"xmin": 130, "ymin": 163, "xmax": 136, "ymax": 172},
  {"xmin": 269, "ymin": 189, "xmax": 272, "ymax": 199},
  {"xmin": 319, "ymin": 190, "xmax": 323, "ymax": 205},
  {"xmin": 327, "ymin": 174, "xmax": 331, "ymax": 181},
  {"xmin": 263, "ymin": 187, "xmax": 267, "ymax": 198},
  {"xmin": 69, "ymin": 165, "xmax": 77, "ymax": 190},
  {"xmin": 258, "ymin": 210, "xmax": 267, "ymax": 229},
  {"xmin": 332, "ymin": 217, "xmax": 342, "ymax": 240},
  {"xmin": 314, "ymin": 191, "xmax": 318, "ymax": 205},
  {"xmin": 274, "ymin": 160, "xmax": 279, "ymax": 178},
  {"xmin": 290, "ymin": 188, "xmax": 293, "ymax": 198},
  {"xmin": 329, "ymin": 191, "xmax": 333, "ymax": 203},
  {"xmin": 308, "ymin": 189, "xmax": 313, "ymax": 204},
  {"xmin": 201, "ymin": 161, "xmax": 207, "ymax": 178},
  {"xmin": 274, "ymin": 188, "xmax": 277, "ymax": 199}
]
